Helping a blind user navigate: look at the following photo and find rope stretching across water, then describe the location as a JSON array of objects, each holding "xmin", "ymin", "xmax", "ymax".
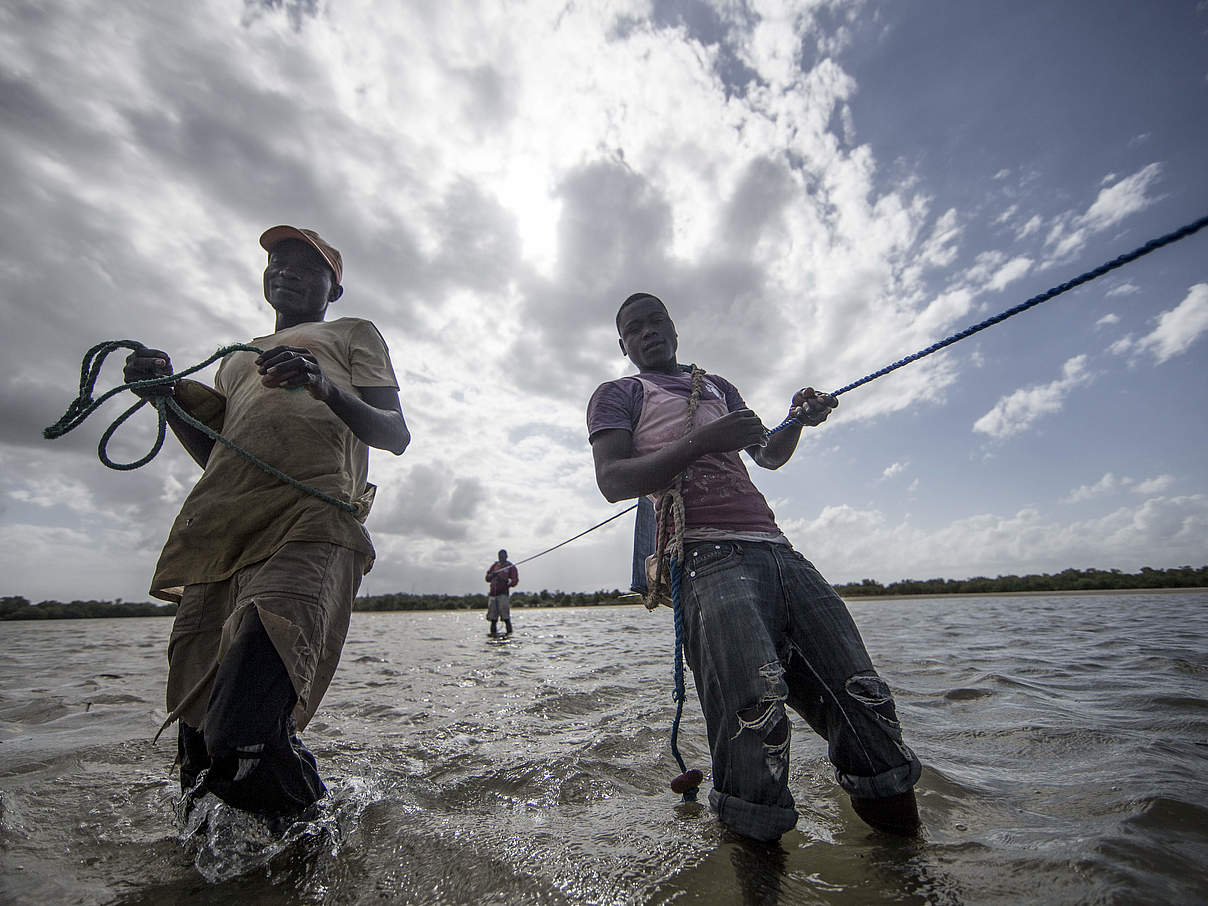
[
  {"xmin": 767, "ymin": 213, "xmax": 1208, "ymax": 436},
  {"xmin": 512, "ymin": 504, "xmax": 637, "ymax": 566},
  {"xmin": 43, "ymin": 340, "xmax": 359, "ymax": 514}
]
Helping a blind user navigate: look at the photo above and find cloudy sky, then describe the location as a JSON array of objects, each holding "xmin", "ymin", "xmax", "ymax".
[{"xmin": 3, "ymin": 0, "xmax": 1206, "ymax": 604}]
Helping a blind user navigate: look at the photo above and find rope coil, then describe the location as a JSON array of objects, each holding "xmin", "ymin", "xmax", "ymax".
[{"xmin": 43, "ymin": 340, "xmax": 360, "ymax": 514}]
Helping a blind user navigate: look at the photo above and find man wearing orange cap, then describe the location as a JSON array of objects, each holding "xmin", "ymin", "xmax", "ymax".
[{"xmin": 125, "ymin": 226, "xmax": 410, "ymax": 820}]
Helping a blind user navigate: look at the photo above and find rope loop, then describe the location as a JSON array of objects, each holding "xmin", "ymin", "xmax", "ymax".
[{"xmin": 43, "ymin": 340, "xmax": 359, "ymax": 514}]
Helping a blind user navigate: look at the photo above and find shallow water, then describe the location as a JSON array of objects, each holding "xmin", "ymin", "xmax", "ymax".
[{"xmin": 1, "ymin": 592, "xmax": 1206, "ymax": 904}]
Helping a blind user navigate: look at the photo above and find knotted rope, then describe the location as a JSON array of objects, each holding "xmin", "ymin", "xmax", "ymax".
[
  {"xmin": 43, "ymin": 339, "xmax": 360, "ymax": 515},
  {"xmin": 645, "ymin": 365, "xmax": 706, "ymax": 801}
]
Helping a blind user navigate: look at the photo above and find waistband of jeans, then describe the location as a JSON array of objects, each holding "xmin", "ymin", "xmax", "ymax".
[{"xmin": 682, "ymin": 537, "xmax": 791, "ymax": 552}]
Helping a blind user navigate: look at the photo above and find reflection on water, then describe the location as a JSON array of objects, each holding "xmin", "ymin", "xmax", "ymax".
[{"xmin": 1, "ymin": 592, "xmax": 1206, "ymax": 904}]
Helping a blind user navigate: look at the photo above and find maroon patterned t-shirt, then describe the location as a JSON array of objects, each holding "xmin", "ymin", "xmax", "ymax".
[{"xmin": 587, "ymin": 368, "xmax": 781, "ymax": 536}]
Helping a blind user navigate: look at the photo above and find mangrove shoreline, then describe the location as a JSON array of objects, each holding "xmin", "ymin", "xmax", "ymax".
[{"xmin": 3, "ymin": 565, "xmax": 1206, "ymax": 620}]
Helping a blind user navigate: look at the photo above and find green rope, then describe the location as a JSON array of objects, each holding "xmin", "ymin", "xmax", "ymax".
[{"xmin": 43, "ymin": 340, "xmax": 359, "ymax": 514}]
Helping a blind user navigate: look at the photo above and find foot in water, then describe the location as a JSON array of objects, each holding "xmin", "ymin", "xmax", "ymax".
[
  {"xmin": 850, "ymin": 789, "xmax": 921, "ymax": 836},
  {"xmin": 177, "ymin": 790, "xmax": 325, "ymax": 883},
  {"xmin": 176, "ymin": 769, "xmax": 319, "ymax": 839}
]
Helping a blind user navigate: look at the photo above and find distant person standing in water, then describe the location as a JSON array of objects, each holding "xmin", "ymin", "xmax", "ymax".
[
  {"xmin": 124, "ymin": 226, "xmax": 410, "ymax": 820},
  {"xmin": 586, "ymin": 292, "xmax": 921, "ymax": 841},
  {"xmin": 485, "ymin": 549, "xmax": 519, "ymax": 636}
]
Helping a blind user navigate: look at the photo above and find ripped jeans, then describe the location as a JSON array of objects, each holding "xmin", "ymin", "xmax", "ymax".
[{"xmin": 680, "ymin": 540, "xmax": 921, "ymax": 841}]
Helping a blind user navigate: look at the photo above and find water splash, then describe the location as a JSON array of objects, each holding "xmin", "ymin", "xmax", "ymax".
[{"xmin": 175, "ymin": 774, "xmax": 383, "ymax": 883}]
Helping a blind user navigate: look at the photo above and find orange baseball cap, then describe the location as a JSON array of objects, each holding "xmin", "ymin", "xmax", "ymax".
[{"xmin": 259, "ymin": 225, "xmax": 343, "ymax": 284}]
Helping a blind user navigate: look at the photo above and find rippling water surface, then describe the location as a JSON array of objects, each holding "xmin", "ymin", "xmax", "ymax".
[{"xmin": 2, "ymin": 592, "xmax": 1206, "ymax": 904}]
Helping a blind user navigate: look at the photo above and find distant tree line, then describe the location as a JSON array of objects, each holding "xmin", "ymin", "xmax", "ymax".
[
  {"xmin": 352, "ymin": 589, "xmax": 629, "ymax": 612},
  {"xmin": 0, "ymin": 588, "xmax": 633, "ymax": 621},
  {"xmin": 0, "ymin": 596, "xmax": 177, "ymax": 620},
  {"xmin": 832, "ymin": 565, "xmax": 1208, "ymax": 597},
  {"xmin": 3, "ymin": 566, "xmax": 1206, "ymax": 620}
]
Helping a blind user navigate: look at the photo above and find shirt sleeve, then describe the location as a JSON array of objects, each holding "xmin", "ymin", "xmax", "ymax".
[
  {"xmin": 586, "ymin": 378, "xmax": 643, "ymax": 440},
  {"xmin": 348, "ymin": 320, "xmax": 400, "ymax": 389}
]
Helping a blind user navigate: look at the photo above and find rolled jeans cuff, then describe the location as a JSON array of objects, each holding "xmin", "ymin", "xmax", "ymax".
[
  {"xmin": 708, "ymin": 789, "xmax": 799, "ymax": 842},
  {"xmin": 836, "ymin": 748, "xmax": 923, "ymax": 800}
]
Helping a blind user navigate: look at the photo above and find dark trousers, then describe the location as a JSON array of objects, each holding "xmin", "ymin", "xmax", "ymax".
[
  {"xmin": 178, "ymin": 608, "xmax": 325, "ymax": 816},
  {"xmin": 681, "ymin": 540, "xmax": 921, "ymax": 841}
]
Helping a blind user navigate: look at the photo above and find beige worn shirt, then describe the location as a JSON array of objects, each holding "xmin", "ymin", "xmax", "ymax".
[{"xmin": 150, "ymin": 317, "xmax": 399, "ymax": 601}]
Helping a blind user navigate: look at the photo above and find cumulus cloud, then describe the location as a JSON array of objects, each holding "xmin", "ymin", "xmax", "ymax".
[
  {"xmin": 1081, "ymin": 163, "xmax": 1164, "ymax": 232},
  {"xmin": 1064, "ymin": 473, "xmax": 1123, "ymax": 503},
  {"xmin": 1016, "ymin": 215, "xmax": 1043, "ymax": 240},
  {"xmin": 881, "ymin": 461, "xmax": 907, "ymax": 480},
  {"xmin": 1063, "ymin": 473, "xmax": 1174, "ymax": 502},
  {"xmin": 2, "ymin": 0, "xmax": 1203, "ymax": 602},
  {"xmin": 1042, "ymin": 163, "xmax": 1164, "ymax": 261},
  {"xmin": 783, "ymin": 494, "xmax": 1208, "ymax": 583},
  {"xmin": 1108, "ymin": 335, "xmax": 1135, "ymax": 356},
  {"xmin": 1095, "ymin": 313, "xmax": 1120, "ymax": 328},
  {"xmin": 973, "ymin": 355, "xmax": 1094, "ymax": 439},
  {"xmin": 2, "ymin": 0, "xmax": 981, "ymax": 598},
  {"xmin": 1133, "ymin": 474, "xmax": 1174, "ymax": 495},
  {"xmin": 374, "ymin": 464, "xmax": 485, "ymax": 542},
  {"xmin": 1134, "ymin": 284, "xmax": 1208, "ymax": 364},
  {"xmin": 985, "ymin": 256, "xmax": 1032, "ymax": 293}
]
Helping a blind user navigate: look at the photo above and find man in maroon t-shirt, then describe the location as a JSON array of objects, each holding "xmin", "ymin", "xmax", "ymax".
[
  {"xmin": 586, "ymin": 292, "xmax": 921, "ymax": 842},
  {"xmin": 485, "ymin": 549, "xmax": 518, "ymax": 636}
]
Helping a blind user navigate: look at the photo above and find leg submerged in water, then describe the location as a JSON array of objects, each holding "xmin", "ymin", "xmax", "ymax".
[
  {"xmin": 778, "ymin": 547, "xmax": 923, "ymax": 835},
  {"xmin": 850, "ymin": 789, "xmax": 921, "ymax": 836},
  {"xmin": 198, "ymin": 608, "xmax": 325, "ymax": 817},
  {"xmin": 679, "ymin": 543, "xmax": 801, "ymax": 841}
]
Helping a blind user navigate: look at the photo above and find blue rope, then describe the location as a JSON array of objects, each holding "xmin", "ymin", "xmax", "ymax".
[
  {"xmin": 43, "ymin": 340, "xmax": 358, "ymax": 514},
  {"xmin": 767, "ymin": 213, "xmax": 1208, "ymax": 436},
  {"xmin": 668, "ymin": 554, "xmax": 698, "ymax": 802}
]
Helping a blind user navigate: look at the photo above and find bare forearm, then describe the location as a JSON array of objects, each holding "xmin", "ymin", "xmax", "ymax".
[
  {"xmin": 593, "ymin": 408, "xmax": 770, "ymax": 501},
  {"xmin": 323, "ymin": 384, "xmax": 410, "ymax": 454},
  {"xmin": 164, "ymin": 405, "xmax": 216, "ymax": 468},
  {"xmin": 750, "ymin": 422, "xmax": 801, "ymax": 469},
  {"xmin": 596, "ymin": 435, "xmax": 701, "ymax": 502}
]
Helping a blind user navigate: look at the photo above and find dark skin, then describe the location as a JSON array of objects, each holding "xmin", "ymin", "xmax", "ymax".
[
  {"xmin": 591, "ymin": 296, "xmax": 836, "ymax": 503},
  {"xmin": 124, "ymin": 238, "xmax": 410, "ymax": 467}
]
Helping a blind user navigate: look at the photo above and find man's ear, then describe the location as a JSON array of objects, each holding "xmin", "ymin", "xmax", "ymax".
[
  {"xmin": 329, "ymin": 283, "xmax": 344, "ymax": 304},
  {"xmin": 618, "ymin": 337, "xmax": 627, "ymax": 356}
]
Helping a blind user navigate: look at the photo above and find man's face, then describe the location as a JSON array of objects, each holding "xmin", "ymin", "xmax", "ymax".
[
  {"xmin": 263, "ymin": 239, "xmax": 336, "ymax": 319},
  {"xmin": 617, "ymin": 296, "xmax": 677, "ymax": 371},
  {"xmin": 498, "ymin": 550, "xmax": 507, "ymax": 562}
]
